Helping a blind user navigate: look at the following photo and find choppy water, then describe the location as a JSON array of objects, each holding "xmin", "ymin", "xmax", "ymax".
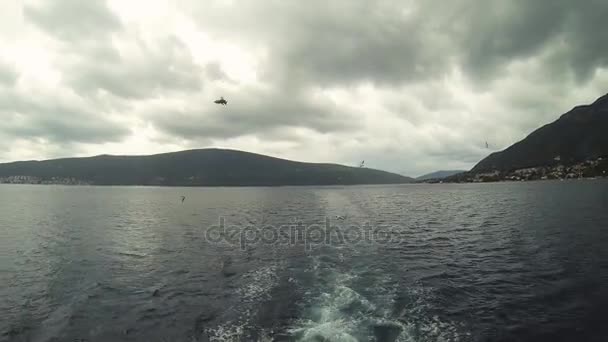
[{"xmin": 2, "ymin": 181, "xmax": 608, "ymax": 342}]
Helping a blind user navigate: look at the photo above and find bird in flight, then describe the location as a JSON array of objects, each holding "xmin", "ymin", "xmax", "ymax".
[{"xmin": 181, "ymin": 196, "xmax": 186, "ymax": 203}]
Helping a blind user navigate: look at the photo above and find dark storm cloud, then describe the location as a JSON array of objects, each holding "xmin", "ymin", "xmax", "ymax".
[
  {"xmin": 23, "ymin": 0, "xmax": 122, "ymax": 41},
  {"xmin": 63, "ymin": 36, "xmax": 204, "ymax": 99},
  {"xmin": 423, "ymin": 0, "xmax": 608, "ymax": 84},
  {"xmin": 0, "ymin": 88, "xmax": 129, "ymax": 144},
  {"xmin": 190, "ymin": 0, "xmax": 608, "ymax": 87}
]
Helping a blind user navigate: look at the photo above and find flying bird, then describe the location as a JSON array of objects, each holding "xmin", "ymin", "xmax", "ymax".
[{"xmin": 181, "ymin": 196, "xmax": 185, "ymax": 203}]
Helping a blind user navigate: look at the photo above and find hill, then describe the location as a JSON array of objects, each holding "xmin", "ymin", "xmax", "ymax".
[
  {"xmin": 472, "ymin": 93, "xmax": 608, "ymax": 173},
  {"xmin": 416, "ymin": 170, "xmax": 465, "ymax": 181},
  {"xmin": 0, "ymin": 148, "xmax": 414, "ymax": 186}
]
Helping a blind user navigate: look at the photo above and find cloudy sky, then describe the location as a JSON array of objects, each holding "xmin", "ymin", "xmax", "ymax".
[{"xmin": 1, "ymin": 0, "xmax": 607, "ymax": 177}]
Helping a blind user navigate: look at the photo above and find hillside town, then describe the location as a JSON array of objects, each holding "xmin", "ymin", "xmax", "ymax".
[
  {"xmin": 440, "ymin": 157, "xmax": 608, "ymax": 183},
  {"xmin": 0, "ymin": 175, "xmax": 91, "ymax": 185}
]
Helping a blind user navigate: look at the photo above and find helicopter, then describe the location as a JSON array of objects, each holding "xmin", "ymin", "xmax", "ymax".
[{"xmin": 214, "ymin": 96, "xmax": 227, "ymax": 105}]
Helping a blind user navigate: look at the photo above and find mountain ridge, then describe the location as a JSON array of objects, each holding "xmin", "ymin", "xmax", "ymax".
[
  {"xmin": 471, "ymin": 93, "xmax": 608, "ymax": 173},
  {"xmin": 0, "ymin": 148, "xmax": 414, "ymax": 186}
]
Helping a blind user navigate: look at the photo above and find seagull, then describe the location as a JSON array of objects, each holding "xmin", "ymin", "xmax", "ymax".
[
  {"xmin": 181, "ymin": 196, "xmax": 186, "ymax": 203},
  {"xmin": 335, "ymin": 215, "xmax": 346, "ymax": 220}
]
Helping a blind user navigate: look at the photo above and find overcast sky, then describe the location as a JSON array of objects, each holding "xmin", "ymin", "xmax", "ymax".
[{"xmin": 1, "ymin": 0, "xmax": 607, "ymax": 177}]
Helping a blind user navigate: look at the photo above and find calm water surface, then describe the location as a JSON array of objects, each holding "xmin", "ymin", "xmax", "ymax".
[{"xmin": 2, "ymin": 181, "xmax": 608, "ymax": 341}]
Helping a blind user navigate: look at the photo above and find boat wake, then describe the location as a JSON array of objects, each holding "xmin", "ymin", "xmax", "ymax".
[{"xmin": 284, "ymin": 251, "xmax": 467, "ymax": 342}]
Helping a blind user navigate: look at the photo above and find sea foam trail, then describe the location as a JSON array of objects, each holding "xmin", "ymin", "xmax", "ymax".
[
  {"xmin": 287, "ymin": 264, "xmax": 401, "ymax": 342},
  {"xmin": 283, "ymin": 192, "xmax": 401, "ymax": 341},
  {"xmin": 287, "ymin": 273, "xmax": 466, "ymax": 342},
  {"xmin": 283, "ymin": 190, "xmax": 468, "ymax": 342}
]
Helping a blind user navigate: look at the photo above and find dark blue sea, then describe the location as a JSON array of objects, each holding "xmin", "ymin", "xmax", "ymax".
[{"xmin": 2, "ymin": 180, "xmax": 608, "ymax": 341}]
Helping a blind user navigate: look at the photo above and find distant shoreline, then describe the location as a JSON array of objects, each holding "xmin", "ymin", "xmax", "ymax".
[
  {"xmin": 423, "ymin": 175, "xmax": 608, "ymax": 184},
  {"xmin": 0, "ymin": 181, "xmax": 415, "ymax": 188},
  {"xmin": 2, "ymin": 178, "xmax": 606, "ymax": 188}
]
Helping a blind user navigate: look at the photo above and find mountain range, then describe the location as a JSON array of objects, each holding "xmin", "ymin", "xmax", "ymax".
[{"xmin": 0, "ymin": 148, "xmax": 414, "ymax": 186}]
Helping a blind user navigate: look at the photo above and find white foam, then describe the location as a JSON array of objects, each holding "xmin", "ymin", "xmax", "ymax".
[
  {"xmin": 288, "ymin": 270, "xmax": 374, "ymax": 342},
  {"xmin": 291, "ymin": 319, "xmax": 359, "ymax": 342},
  {"xmin": 288, "ymin": 262, "xmax": 470, "ymax": 342},
  {"xmin": 393, "ymin": 287, "xmax": 468, "ymax": 342},
  {"xmin": 205, "ymin": 263, "xmax": 282, "ymax": 342},
  {"xmin": 235, "ymin": 264, "xmax": 280, "ymax": 303},
  {"xmin": 206, "ymin": 322, "xmax": 278, "ymax": 342},
  {"xmin": 206, "ymin": 322, "xmax": 246, "ymax": 342}
]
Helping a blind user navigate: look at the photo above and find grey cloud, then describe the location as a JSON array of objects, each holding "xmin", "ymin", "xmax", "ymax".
[
  {"xmin": 555, "ymin": 4, "xmax": 608, "ymax": 82},
  {"xmin": 386, "ymin": 85, "xmax": 468, "ymax": 127},
  {"xmin": 63, "ymin": 36, "xmax": 204, "ymax": 99},
  {"xmin": 319, "ymin": 132, "xmax": 483, "ymax": 176},
  {"xmin": 24, "ymin": 0, "xmax": 122, "ymax": 41},
  {"xmin": 436, "ymin": 0, "xmax": 608, "ymax": 84},
  {"xmin": 205, "ymin": 62, "xmax": 231, "ymax": 82},
  {"xmin": 0, "ymin": 130, "xmax": 83, "ymax": 163},
  {"xmin": 276, "ymin": 1, "xmax": 452, "ymax": 86},
  {"xmin": 0, "ymin": 88, "xmax": 130, "ymax": 144},
  {"xmin": 181, "ymin": 0, "xmax": 454, "ymax": 87},
  {"xmin": 424, "ymin": 142, "xmax": 488, "ymax": 165},
  {"xmin": 0, "ymin": 62, "xmax": 18, "ymax": 86},
  {"xmin": 24, "ymin": 1, "xmax": 203, "ymax": 101},
  {"xmin": 4, "ymin": 114, "xmax": 127, "ymax": 144},
  {"xmin": 187, "ymin": 0, "xmax": 608, "ymax": 86},
  {"xmin": 151, "ymin": 87, "xmax": 361, "ymax": 140}
]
